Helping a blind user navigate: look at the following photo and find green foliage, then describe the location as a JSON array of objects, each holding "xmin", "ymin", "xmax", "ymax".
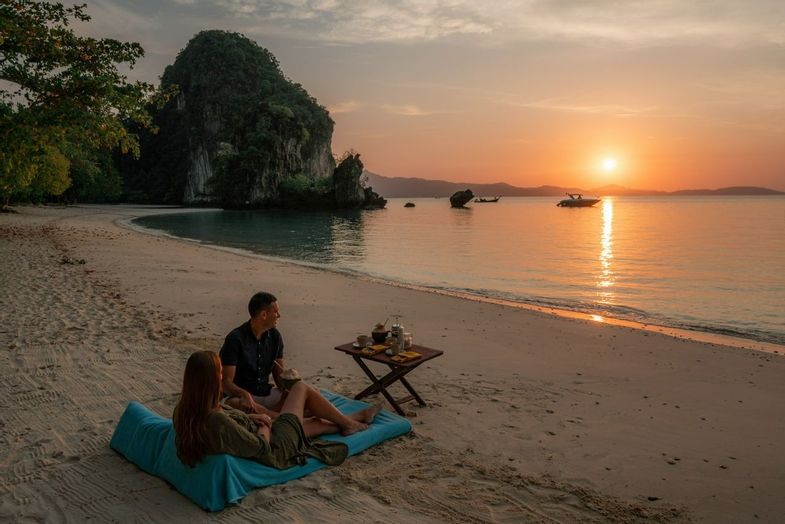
[
  {"xmin": 0, "ymin": 105, "xmax": 69, "ymax": 203},
  {"xmin": 27, "ymin": 144, "xmax": 70, "ymax": 200},
  {"xmin": 0, "ymin": 0, "xmax": 162, "ymax": 206},
  {"xmin": 62, "ymin": 147, "xmax": 122, "ymax": 203},
  {"xmin": 279, "ymin": 173, "xmax": 333, "ymax": 197},
  {"xmin": 279, "ymin": 173, "xmax": 313, "ymax": 195},
  {"xmin": 276, "ymin": 172, "xmax": 335, "ymax": 208},
  {"xmin": 207, "ymin": 146, "xmax": 266, "ymax": 208}
]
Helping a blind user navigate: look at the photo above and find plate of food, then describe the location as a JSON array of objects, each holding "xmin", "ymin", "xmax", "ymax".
[{"xmin": 361, "ymin": 344, "xmax": 387, "ymax": 356}]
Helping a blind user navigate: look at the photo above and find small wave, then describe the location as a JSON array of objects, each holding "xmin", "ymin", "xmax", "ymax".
[
  {"xmin": 671, "ymin": 321, "xmax": 785, "ymax": 347},
  {"xmin": 419, "ymin": 284, "xmax": 785, "ymax": 347}
]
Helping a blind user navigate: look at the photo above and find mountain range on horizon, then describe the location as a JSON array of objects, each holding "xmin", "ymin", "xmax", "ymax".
[{"xmin": 364, "ymin": 172, "xmax": 784, "ymax": 198}]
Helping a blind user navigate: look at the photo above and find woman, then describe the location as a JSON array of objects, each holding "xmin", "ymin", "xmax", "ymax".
[{"xmin": 173, "ymin": 351, "xmax": 380, "ymax": 469}]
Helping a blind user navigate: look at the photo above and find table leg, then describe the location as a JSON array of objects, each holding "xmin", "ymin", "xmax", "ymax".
[
  {"xmin": 351, "ymin": 357, "xmax": 406, "ymax": 415},
  {"xmin": 398, "ymin": 375, "xmax": 426, "ymax": 406},
  {"xmin": 350, "ymin": 357, "xmax": 431, "ymax": 415}
]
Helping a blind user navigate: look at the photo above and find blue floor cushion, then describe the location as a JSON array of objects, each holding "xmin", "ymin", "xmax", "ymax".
[{"xmin": 110, "ymin": 391, "xmax": 412, "ymax": 511}]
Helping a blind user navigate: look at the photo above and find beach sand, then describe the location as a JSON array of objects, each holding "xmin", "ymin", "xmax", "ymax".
[{"xmin": 2, "ymin": 204, "xmax": 783, "ymax": 523}]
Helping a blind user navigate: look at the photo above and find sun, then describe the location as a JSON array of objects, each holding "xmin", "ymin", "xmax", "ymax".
[{"xmin": 601, "ymin": 157, "xmax": 617, "ymax": 172}]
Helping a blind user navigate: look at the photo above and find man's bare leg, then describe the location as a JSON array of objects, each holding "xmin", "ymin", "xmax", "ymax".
[
  {"xmin": 281, "ymin": 382, "xmax": 381, "ymax": 436},
  {"xmin": 302, "ymin": 404, "xmax": 383, "ymax": 438}
]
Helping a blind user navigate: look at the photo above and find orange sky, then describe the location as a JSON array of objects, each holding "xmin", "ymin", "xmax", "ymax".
[{"xmin": 85, "ymin": 1, "xmax": 785, "ymax": 191}]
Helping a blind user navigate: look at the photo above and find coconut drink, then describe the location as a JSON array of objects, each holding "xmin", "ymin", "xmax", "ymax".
[{"xmin": 280, "ymin": 368, "xmax": 301, "ymax": 390}]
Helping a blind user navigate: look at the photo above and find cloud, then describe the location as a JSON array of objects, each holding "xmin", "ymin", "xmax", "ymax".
[
  {"xmin": 516, "ymin": 99, "xmax": 657, "ymax": 117},
  {"xmin": 504, "ymin": 1, "xmax": 785, "ymax": 47},
  {"xmin": 381, "ymin": 104, "xmax": 434, "ymax": 116},
  {"xmin": 327, "ymin": 100, "xmax": 364, "ymax": 114},
  {"xmin": 93, "ymin": 1, "xmax": 784, "ymax": 50},
  {"xmin": 212, "ymin": 0, "xmax": 493, "ymax": 43},
  {"xmin": 200, "ymin": 0, "xmax": 783, "ymax": 47}
]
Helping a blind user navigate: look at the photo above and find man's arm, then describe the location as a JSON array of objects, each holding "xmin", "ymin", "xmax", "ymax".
[
  {"xmin": 221, "ymin": 365, "xmax": 252, "ymax": 407},
  {"xmin": 222, "ymin": 365, "xmax": 277, "ymax": 416}
]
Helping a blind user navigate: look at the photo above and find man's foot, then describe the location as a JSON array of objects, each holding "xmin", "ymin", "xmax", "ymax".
[{"xmin": 351, "ymin": 404, "xmax": 382, "ymax": 424}]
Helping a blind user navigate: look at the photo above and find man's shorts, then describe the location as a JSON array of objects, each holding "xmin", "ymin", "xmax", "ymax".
[{"xmin": 253, "ymin": 388, "xmax": 283, "ymax": 409}]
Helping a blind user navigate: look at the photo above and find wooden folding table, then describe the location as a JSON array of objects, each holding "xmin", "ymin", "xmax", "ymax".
[{"xmin": 334, "ymin": 342, "xmax": 444, "ymax": 416}]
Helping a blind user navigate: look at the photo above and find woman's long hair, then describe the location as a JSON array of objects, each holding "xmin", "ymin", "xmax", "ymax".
[{"xmin": 174, "ymin": 351, "xmax": 222, "ymax": 467}]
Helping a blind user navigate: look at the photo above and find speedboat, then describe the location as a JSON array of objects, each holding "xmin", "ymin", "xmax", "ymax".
[{"xmin": 556, "ymin": 193, "xmax": 600, "ymax": 207}]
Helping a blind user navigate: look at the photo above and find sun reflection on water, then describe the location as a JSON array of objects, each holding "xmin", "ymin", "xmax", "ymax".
[{"xmin": 598, "ymin": 198, "xmax": 614, "ymax": 303}]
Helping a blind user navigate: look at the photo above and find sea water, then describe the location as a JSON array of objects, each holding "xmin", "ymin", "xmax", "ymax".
[{"xmin": 134, "ymin": 196, "xmax": 785, "ymax": 345}]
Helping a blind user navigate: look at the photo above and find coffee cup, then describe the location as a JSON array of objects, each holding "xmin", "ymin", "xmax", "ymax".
[{"xmin": 356, "ymin": 334, "xmax": 370, "ymax": 346}]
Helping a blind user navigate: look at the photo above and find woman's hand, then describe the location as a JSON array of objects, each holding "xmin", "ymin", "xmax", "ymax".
[
  {"xmin": 248, "ymin": 413, "xmax": 272, "ymax": 428},
  {"xmin": 255, "ymin": 419, "xmax": 271, "ymax": 443}
]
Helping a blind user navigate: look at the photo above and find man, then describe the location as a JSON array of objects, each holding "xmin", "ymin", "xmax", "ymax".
[{"xmin": 220, "ymin": 291, "xmax": 285, "ymax": 416}]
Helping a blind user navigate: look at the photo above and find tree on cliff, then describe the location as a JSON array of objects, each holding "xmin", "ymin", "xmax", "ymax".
[{"xmin": 0, "ymin": 1, "xmax": 160, "ymax": 208}]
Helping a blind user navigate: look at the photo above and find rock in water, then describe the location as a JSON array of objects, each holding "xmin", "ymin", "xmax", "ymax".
[
  {"xmin": 333, "ymin": 153, "xmax": 365, "ymax": 207},
  {"xmin": 333, "ymin": 154, "xmax": 387, "ymax": 209},
  {"xmin": 450, "ymin": 189, "xmax": 474, "ymax": 208}
]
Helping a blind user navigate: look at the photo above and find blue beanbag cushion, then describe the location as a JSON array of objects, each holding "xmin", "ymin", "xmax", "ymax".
[{"xmin": 110, "ymin": 391, "xmax": 411, "ymax": 511}]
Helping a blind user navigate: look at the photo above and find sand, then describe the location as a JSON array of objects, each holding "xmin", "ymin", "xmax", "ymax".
[{"xmin": 1, "ymin": 204, "xmax": 783, "ymax": 523}]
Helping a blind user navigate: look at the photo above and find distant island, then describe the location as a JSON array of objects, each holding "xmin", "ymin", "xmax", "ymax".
[{"xmin": 364, "ymin": 172, "xmax": 784, "ymax": 198}]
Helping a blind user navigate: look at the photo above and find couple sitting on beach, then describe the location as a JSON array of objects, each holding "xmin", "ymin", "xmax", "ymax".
[{"xmin": 173, "ymin": 292, "xmax": 380, "ymax": 469}]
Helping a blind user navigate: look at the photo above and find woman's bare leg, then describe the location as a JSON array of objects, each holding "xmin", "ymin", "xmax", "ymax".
[{"xmin": 281, "ymin": 382, "xmax": 380, "ymax": 436}]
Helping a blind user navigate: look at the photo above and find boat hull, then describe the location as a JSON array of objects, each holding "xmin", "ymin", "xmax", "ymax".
[{"xmin": 557, "ymin": 199, "xmax": 600, "ymax": 207}]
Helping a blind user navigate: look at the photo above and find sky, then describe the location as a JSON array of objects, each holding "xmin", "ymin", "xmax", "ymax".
[{"xmin": 78, "ymin": 0, "xmax": 785, "ymax": 191}]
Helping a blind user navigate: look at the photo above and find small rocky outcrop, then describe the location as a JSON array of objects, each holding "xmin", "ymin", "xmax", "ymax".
[
  {"xmin": 363, "ymin": 186, "xmax": 387, "ymax": 209},
  {"xmin": 450, "ymin": 189, "xmax": 474, "ymax": 208},
  {"xmin": 333, "ymin": 153, "xmax": 365, "ymax": 207},
  {"xmin": 334, "ymin": 153, "xmax": 386, "ymax": 209}
]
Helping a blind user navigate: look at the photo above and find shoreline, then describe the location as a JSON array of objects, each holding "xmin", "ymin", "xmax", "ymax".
[
  {"xmin": 125, "ymin": 208, "xmax": 785, "ymax": 356},
  {"xmin": 3, "ymin": 203, "xmax": 785, "ymax": 523}
]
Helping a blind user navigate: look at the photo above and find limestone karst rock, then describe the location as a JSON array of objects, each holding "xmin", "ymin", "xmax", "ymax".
[{"xmin": 122, "ymin": 30, "xmax": 334, "ymax": 207}]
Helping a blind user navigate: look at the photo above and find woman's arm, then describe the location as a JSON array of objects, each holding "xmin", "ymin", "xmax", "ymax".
[{"xmin": 208, "ymin": 410, "xmax": 271, "ymax": 460}]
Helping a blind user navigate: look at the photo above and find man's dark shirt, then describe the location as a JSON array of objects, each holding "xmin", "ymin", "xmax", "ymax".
[{"xmin": 219, "ymin": 321, "xmax": 284, "ymax": 397}]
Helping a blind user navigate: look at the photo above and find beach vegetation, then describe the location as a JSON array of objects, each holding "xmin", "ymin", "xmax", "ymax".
[
  {"xmin": 277, "ymin": 173, "xmax": 335, "ymax": 207},
  {"xmin": 0, "ymin": 0, "xmax": 163, "ymax": 208}
]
